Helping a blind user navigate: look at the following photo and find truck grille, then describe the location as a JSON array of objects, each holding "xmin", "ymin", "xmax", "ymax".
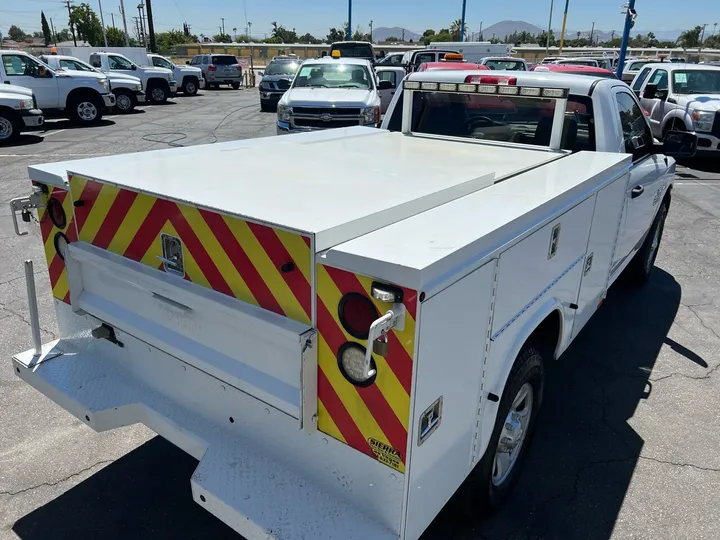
[
  {"xmin": 292, "ymin": 107, "xmax": 362, "ymax": 116},
  {"xmin": 294, "ymin": 118, "xmax": 361, "ymax": 129},
  {"xmin": 277, "ymin": 79, "xmax": 291, "ymax": 90},
  {"xmin": 712, "ymin": 112, "xmax": 720, "ymax": 139}
]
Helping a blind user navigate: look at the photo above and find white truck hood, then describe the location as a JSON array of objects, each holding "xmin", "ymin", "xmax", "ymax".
[
  {"xmin": 138, "ymin": 66, "xmax": 173, "ymax": 77},
  {"xmin": 57, "ymin": 70, "xmax": 107, "ymax": 82},
  {"xmin": 283, "ymin": 88, "xmax": 378, "ymax": 108},
  {"xmin": 176, "ymin": 65, "xmax": 202, "ymax": 76},
  {"xmin": 1, "ymin": 84, "xmax": 34, "ymax": 98},
  {"xmin": 677, "ymin": 94, "xmax": 720, "ymax": 113}
]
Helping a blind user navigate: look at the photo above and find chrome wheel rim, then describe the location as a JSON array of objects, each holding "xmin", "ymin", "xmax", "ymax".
[
  {"xmin": 645, "ymin": 209, "xmax": 665, "ymax": 274},
  {"xmin": 116, "ymin": 94, "xmax": 132, "ymax": 111},
  {"xmin": 151, "ymin": 87, "xmax": 165, "ymax": 101},
  {"xmin": 77, "ymin": 101, "xmax": 98, "ymax": 121},
  {"xmin": 0, "ymin": 117, "xmax": 13, "ymax": 140},
  {"xmin": 185, "ymin": 82, "xmax": 196, "ymax": 93},
  {"xmin": 492, "ymin": 383, "xmax": 534, "ymax": 487}
]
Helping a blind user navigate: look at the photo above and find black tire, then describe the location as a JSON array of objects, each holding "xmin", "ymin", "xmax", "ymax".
[
  {"xmin": 148, "ymin": 81, "xmax": 169, "ymax": 104},
  {"xmin": 68, "ymin": 93, "xmax": 103, "ymax": 125},
  {"xmin": 260, "ymin": 101, "xmax": 271, "ymax": 112},
  {"xmin": 624, "ymin": 201, "xmax": 668, "ymax": 285},
  {"xmin": 182, "ymin": 77, "xmax": 199, "ymax": 95},
  {"xmin": 232, "ymin": 82, "xmax": 241, "ymax": 90},
  {"xmin": 0, "ymin": 109, "xmax": 21, "ymax": 145},
  {"xmin": 663, "ymin": 118, "xmax": 687, "ymax": 138},
  {"xmin": 113, "ymin": 89, "xmax": 135, "ymax": 113},
  {"xmin": 459, "ymin": 345, "xmax": 545, "ymax": 515}
]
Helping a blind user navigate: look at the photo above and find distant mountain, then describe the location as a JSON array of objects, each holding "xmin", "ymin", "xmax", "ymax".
[
  {"xmin": 482, "ymin": 20, "xmax": 544, "ymax": 40},
  {"xmin": 372, "ymin": 27, "xmax": 421, "ymax": 42}
]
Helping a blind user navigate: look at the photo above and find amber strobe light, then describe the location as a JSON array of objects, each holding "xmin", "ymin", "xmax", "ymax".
[{"xmin": 338, "ymin": 292, "xmax": 379, "ymax": 339}]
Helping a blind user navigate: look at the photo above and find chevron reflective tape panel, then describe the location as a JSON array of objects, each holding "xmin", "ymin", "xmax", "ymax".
[
  {"xmin": 39, "ymin": 185, "xmax": 75, "ymax": 304},
  {"xmin": 316, "ymin": 264, "xmax": 417, "ymax": 472},
  {"xmin": 67, "ymin": 174, "xmax": 312, "ymax": 324}
]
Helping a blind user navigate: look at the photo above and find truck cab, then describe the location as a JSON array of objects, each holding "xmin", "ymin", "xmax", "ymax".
[
  {"xmin": 88, "ymin": 52, "xmax": 176, "ymax": 103},
  {"xmin": 328, "ymin": 41, "xmax": 375, "ymax": 62},
  {"xmin": 147, "ymin": 53, "xmax": 204, "ymax": 95},
  {"xmin": 39, "ymin": 54, "xmax": 145, "ymax": 114},
  {"xmin": 0, "ymin": 83, "xmax": 43, "ymax": 144},
  {"xmin": 0, "ymin": 50, "xmax": 114, "ymax": 125}
]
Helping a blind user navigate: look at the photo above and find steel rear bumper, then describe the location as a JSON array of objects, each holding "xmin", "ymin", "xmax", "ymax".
[{"xmin": 12, "ymin": 337, "xmax": 396, "ymax": 540}]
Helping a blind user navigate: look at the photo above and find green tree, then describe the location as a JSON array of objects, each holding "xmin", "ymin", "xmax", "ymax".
[
  {"xmin": 56, "ymin": 28, "xmax": 71, "ymax": 42},
  {"xmin": 385, "ymin": 36, "xmax": 400, "ymax": 42},
  {"xmin": 326, "ymin": 27, "xmax": 345, "ymax": 43},
  {"xmin": 450, "ymin": 19, "xmax": 467, "ymax": 41},
  {"xmin": 352, "ymin": 26, "xmax": 371, "ymax": 41},
  {"xmin": 270, "ymin": 22, "xmax": 297, "ymax": 43},
  {"xmin": 213, "ymin": 33, "xmax": 232, "ymax": 43},
  {"xmin": 431, "ymin": 28, "xmax": 453, "ymax": 43},
  {"xmin": 704, "ymin": 34, "xmax": 720, "ymax": 49},
  {"xmin": 156, "ymin": 29, "xmax": 191, "ymax": 55},
  {"xmin": 677, "ymin": 26, "xmax": 702, "ymax": 49},
  {"xmin": 106, "ymin": 26, "xmax": 128, "ymax": 47},
  {"xmin": 8, "ymin": 25, "xmax": 25, "ymax": 41},
  {"xmin": 235, "ymin": 35, "xmax": 250, "ymax": 43},
  {"xmin": 537, "ymin": 30, "xmax": 556, "ymax": 46},
  {"xmin": 41, "ymin": 12, "xmax": 52, "ymax": 45},
  {"xmin": 69, "ymin": 3, "xmax": 103, "ymax": 46},
  {"xmin": 298, "ymin": 33, "xmax": 319, "ymax": 44}
]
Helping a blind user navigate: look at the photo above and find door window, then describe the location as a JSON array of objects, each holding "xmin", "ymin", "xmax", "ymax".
[
  {"xmin": 615, "ymin": 92, "xmax": 652, "ymax": 160},
  {"xmin": 649, "ymin": 69, "xmax": 669, "ymax": 91},
  {"xmin": 377, "ymin": 71, "xmax": 397, "ymax": 87},
  {"xmin": 2, "ymin": 54, "xmax": 45, "ymax": 77},
  {"xmin": 152, "ymin": 56, "xmax": 173, "ymax": 70},
  {"xmin": 632, "ymin": 67, "xmax": 652, "ymax": 91},
  {"xmin": 202, "ymin": 56, "xmax": 209, "ymax": 65},
  {"xmin": 414, "ymin": 53, "xmax": 434, "ymax": 66},
  {"xmin": 89, "ymin": 55, "xmax": 102, "ymax": 68},
  {"xmin": 108, "ymin": 55, "xmax": 134, "ymax": 70},
  {"xmin": 190, "ymin": 56, "xmax": 199, "ymax": 65}
]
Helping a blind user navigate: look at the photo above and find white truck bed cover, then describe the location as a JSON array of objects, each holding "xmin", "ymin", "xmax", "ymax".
[
  {"xmin": 323, "ymin": 152, "xmax": 632, "ymax": 291},
  {"xmin": 28, "ymin": 127, "xmax": 561, "ymax": 251}
]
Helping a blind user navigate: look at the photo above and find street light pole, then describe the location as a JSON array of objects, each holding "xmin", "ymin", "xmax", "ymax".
[
  {"xmin": 545, "ymin": 0, "xmax": 555, "ymax": 55},
  {"xmin": 97, "ymin": 0, "xmax": 108, "ymax": 46},
  {"xmin": 347, "ymin": 0, "xmax": 352, "ymax": 40},
  {"xmin": 615, "ymin": 0, "xmax": 636, "ymax": 79},
  {"xmin": 589, "ymin": 21, "xmax": 595, "ymax": 44},
  {"xmin": 699, "ymin": 23, "xmax": 708, "ymax": 53},
  {"xmin": 558, "ymin": 0, "xmax": 569, "ymax": 54},
  {"xmin": 119, "ymin": 0, "xmax": 130, "ymax": 45},
  {"xmin": 460, "ymin": 0, "xmax": 467, "ymax": 42},
  {"xmin": 369, "ymin": 20, "xmax": 373, "ymax": 43}
]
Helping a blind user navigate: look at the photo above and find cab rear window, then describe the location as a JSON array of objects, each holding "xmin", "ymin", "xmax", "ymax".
[{"xmin": 330, "ymin": 43, "xmax": 374, "ymax": 59}]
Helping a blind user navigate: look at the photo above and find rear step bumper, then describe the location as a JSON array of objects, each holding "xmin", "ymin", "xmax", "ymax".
[{"xmin": 13, "ymin": 340, "xmax": 398, "ymax": 540}]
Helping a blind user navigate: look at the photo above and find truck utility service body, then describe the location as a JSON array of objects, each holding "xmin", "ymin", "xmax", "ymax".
[{"xmin": 10, "ymin": 69, "xmax": 688, "ymax": 539}]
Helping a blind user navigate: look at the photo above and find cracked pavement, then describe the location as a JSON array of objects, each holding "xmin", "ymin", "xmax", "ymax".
[{"xmin": 1, "ymin": 95, "xmax": 720, "ymax": 540}]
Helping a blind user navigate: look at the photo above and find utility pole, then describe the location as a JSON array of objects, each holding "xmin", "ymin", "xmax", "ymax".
[
  {"xmin": 402, "ymin": 28, "xmax": 405, "ymax": 42},
  {"xmin": 460, "ymin": 0, "xmax": 467, "ymax": 42},
  {"xmin": 97, "ymin": 0, "xmax": 108, "ymax": 46},
  {"xmin": 137, "ymin": 4, "xmax": 146, "ymax": 47},
  {"xmin": 545, "ymin": 0, "xmax": 554, "ymax": 55},
  {"xmin": 589, "ymin": 21, "xmax": 595, "ymax": 44},
  {"xmin": 49, "ymin": 17, "xmax": 57, "ymax": 45},
  {"xmin": 479, "ymin": 21, "xmax": 483, "ymax": 41},
  {"xmin": 347, "ymin": 0, "xmax": 352, "ymax": 40},
  {"xmin": 63, "ymin": 0, "xmax": 77, "ymax": 46},
  {"xmin": 558, "ymin": 0, "xmax": 569, "ymax": 54},
  {"xmin": 615, "ymin": 0, "xmax": 636, "ymax": 78},
  {"xmin": 713, "ymin": 22, "xmax": 718, "ymax": 37},
  {"xmin": 119, "ymin": 0, "xmax": 130, "ymax": 45},
  {"xmin": 699, "ymin": 23, "xmax": 708, "ymax": 52},
  {"xmin": 221, "ymin": 17, "xmax": 225, "ymax": 35},
  {"xmin": 111, "ymin": 13, "xmax": 115, "ymax": 27},
  {"xmin": 611, "ymin": 29, "xmax": 616, "ymax": 41},
  {"xmin": 145, "ymin": 0, "xmax": 156, "ymax": 52},
  {"xmin": 248, "ymin": 21, "xmax": 252, "ymax": 41},
  {"xmin": 369, "ymin": 20, "xmax": 373, "ymax": 43}
]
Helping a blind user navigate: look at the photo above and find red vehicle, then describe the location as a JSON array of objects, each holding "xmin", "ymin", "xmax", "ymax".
[
  {"xmin": 530, "ymin": 63, "xmax": 618, "ymax": 79},
  {"xmin": 417, "ymin": 62, "xmax": 489, "ymax": 72}
]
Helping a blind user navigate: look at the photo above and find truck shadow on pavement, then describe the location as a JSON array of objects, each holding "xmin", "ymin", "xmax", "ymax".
[{"xmin": 12, "ymin": 270, "xmax": 684, "ymax": 540}]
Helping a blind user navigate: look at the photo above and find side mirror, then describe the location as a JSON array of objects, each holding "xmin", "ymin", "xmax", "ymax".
[
  {"xmin": 643, "ymin": 83, "xmax": 658, "ymax": 99},
  {"xmin": 257, "ymin": 71, "xmax": 264, "ymax": 77},
  {"xmin": 185, "ymin": 61, "xmax": 190, "ymax": 65},
  {"xmin": 660, "ymin": 130, "xmax": 697, "ymax": 158},
  {"xmin": 131, "ymin": 64, "xmax": 137, "ymax": 70},
  {"xmin": 377, "ymin": 80, "xmax": 393, "ymax": 90}
]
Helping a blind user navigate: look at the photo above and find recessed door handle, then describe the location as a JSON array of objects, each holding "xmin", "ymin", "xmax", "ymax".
[{"xmin": 631, "ymin": 185, "xmax": 644, "ymax": 198}]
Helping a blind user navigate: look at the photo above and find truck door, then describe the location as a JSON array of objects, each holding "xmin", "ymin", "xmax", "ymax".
[
  {"xmin": 640, "ymin": 68, "xmax": 671, "ymax": 138},
  {"xmin": 0, "ymin": 54, "xmax": 59, "ymax": 108},
  {"xmin": 107, "ymin": 54, "xmax": 137, "ymax": 78},
  {"xmin": 611, "ymin": 88, "xmax": 666, "ymax": 270},
  {"xmin": 375, "ymin": 67, "xmax": 401, "ymax": 113}
]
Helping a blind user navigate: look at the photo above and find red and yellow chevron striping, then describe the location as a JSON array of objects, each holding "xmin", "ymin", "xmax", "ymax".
[
  {"xmin": 316, "ymin": 264, "xmax": 418, "ymax": 472},
  {"xmin": 39, "ymin": 185, "xmax": 76, "ymax": 304},
  {"xmin": 66, "ymin": 174, "xmax": 312, "ymax": 324}
]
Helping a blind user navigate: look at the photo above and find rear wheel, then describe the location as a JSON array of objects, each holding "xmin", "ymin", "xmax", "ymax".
[
  {"xmin": 260, "ymin": 101, "xmax": 271, "ymax": 112},
  {"xmin": 148, "ymin": 82, "xmax": 169, "ymax": 104},
  {"xmin": 624, "ymin": 201, "xmax": 668, "ymax": 285},
  {"xmin": 69, "ymin": 94, "xmax": 103, "ymax": 125},
  {"xmin": 113, "ymin": 89, "xmax": 135, "ymax": 113},
  {"xmin": 232, "ymin": 82, "xmax": 241, "ymax": 90},
  {"xmin": 0, "ymin": 110, "xmax": 20, "ymax": 145}
]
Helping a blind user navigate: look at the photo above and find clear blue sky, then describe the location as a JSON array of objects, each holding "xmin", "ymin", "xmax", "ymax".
[{"xmin": 1, "ymin": 0, "xmax": 716, "ymax": 39}]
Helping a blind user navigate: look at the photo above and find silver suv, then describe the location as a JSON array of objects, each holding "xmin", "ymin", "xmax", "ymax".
[{"xmin": 188, "ymin": 54, "xmax": 242, "ymax": 89}]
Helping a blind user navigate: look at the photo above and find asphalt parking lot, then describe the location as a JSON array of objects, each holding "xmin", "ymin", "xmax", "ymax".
[{"xmin": 1, "ymin": 89, "xmax": 720, "ymax": 540}]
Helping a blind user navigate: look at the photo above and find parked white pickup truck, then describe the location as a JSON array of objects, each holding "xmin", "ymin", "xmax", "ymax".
[
  {"xmin": 0, "ymin": 83, "xmax": 43, "ymax": 144},
  {"xmin": 147, "ymin": 53, "xmax": 204, "ymax": 95},
  {"xmin": 39, "ymin": 54, "xmax": 145, "ymax": 114},
  {"xmin": 10, "ymin": 69, "xmax": 695, "ymax": 540},
  {"xmin": 0, "ymin": 50, "xmax": 115, "ymax": 125},
  {"xmin": 87, "ymin": 52, "xmax": 176, "ymax": 104}
]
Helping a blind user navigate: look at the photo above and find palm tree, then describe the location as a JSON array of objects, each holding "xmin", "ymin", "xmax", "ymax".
[
  {"xmin": 450, "ymin": 19, "xmax": 467, "ymax": 41},
  {"xmin": 677, "ymin": 26, "xmax": 702, "ymax": 49}
]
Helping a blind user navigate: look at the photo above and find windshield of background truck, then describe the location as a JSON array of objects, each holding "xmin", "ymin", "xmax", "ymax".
[
  {"xmin": 59, "ymin": 59, "xmax": 95, "ymax": 72},
  {"xmin": 293, "ymin": 64, "xmax": 372, "ymax": 89},
  {"xmin": 108, "ymin": 55, "xmax": 135, "ymax": 70},
  {"xmin": 330, "ymin": 43, "xmax": 374, "ymax": 59},
  {"xmin": 264, "ymin": 61, "xmax": 300, "ymax": 76},
  {"xmin": 152, "ymin": 56, "xmax": 174, "ymax": 70},
  {"xmin": 388, "ymin": 90, "xmax": 595, "ymax": 151},
  {"xmin": 485, "ymin": 60, "xmax": 525, "ymax": 71},
  {"xmin": 672, "ymin": 70, "xmax": 720, "ymax": 94}
]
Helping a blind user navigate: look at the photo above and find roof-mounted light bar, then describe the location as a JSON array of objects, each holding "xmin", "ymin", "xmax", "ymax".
[{"xmin": 404, "ymin": 80, "xmax": 569, "ymax": 99}]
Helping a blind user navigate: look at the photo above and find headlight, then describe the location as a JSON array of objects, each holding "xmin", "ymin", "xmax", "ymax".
[
  {"xmin": 96, "ymin": 78, "xmax": 108, "ymax": 90},
  {"xmin": 691, "ymin": 110, "xmax": 714, "ymax": 132},
  {"xmin": 135, "ymin": 83, "xmax": 142, "ymax": 91},
  {"xmin": 277, "ymin": 104, "xmax": 291, "ymax": 122},
  {"xmin": 18, "ymin": 98, "xmax": 34, "ymax": 110},
  {"xmin": 260, "ymin": 81, "xmax": 270, "ymax": 89},
  {"xmin": 362, "ymin": 106, "xmax": 380, "ymax": 125}
]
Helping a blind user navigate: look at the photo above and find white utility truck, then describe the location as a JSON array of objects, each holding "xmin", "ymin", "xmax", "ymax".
[
  {"xmin": 39, "ymin": 54, "xmax": 145, "ymax": 114},
  {"xmin": 0, "ymin": 83, "xmax": 43, "ymax": 144},
  {"xmin": 428, "ymin": 42, "xmax": 513, "ymax": 63},
  {"xmin": 147, "ymin": 53, "xmax": 205, "ymax": 95},
  {"xmin": 9, "ymin": 70, "xmax": 695, "ymax": 539},
  {"xmin": 0, "ymin": 50, "xmax": 115, "ymax": 125}
]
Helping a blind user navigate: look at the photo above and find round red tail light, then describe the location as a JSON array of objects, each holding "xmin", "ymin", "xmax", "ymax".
[
  {"xmin": 338, "ymin": 293, "xmax": 378, "ymax": 340},
  {"xmin": 47, "ymin": 197, "xmax": 66, "ymax": 229}
]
